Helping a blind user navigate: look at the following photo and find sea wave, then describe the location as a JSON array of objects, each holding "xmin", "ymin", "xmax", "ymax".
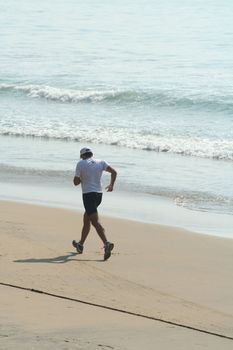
[
  {"xmin": 0, "ymin": 163, "xmax": 71, "ymax": 178},
  {"xmin": 146, "ymin": 186, "xmax": 233, "ymax": 215},
  {"xmin": 1, "ymin": 83, "xmax": 233, "ymax": 111},
  {"xmin": 1, "ymin": 130, "xmax": 233, "ymax": 161},
  {"xmin": 0, "ymin": 83, "xmax": 135, "ymax": 104},
  {"xmin": 174, "ymin": 191, "xmax": 233, "ymax": 216}
]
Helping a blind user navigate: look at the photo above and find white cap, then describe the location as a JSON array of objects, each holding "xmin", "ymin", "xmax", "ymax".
[{"xmin": 80, "ymin": 147, "xmax": 93, "ymax": 156}]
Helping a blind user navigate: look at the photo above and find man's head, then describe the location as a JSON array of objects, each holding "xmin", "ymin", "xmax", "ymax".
[{"xmin": 80, "ymin": 147, "xmax": 93, "ymax": 159}]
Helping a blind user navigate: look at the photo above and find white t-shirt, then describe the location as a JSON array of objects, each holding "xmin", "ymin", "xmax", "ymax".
[{"xmin": 75, "ymin": 158, "xmax": 109, "ymax": 193}]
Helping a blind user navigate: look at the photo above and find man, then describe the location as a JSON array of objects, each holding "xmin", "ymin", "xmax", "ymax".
[{"xmin": 72, "ymin": 147, "xmax": 117, "ymax": 260}]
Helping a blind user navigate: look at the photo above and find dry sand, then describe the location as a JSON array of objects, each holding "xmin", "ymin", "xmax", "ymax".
[{"xmin": 0, "ymin": 200, "xmax": 233, "ymax": 349}]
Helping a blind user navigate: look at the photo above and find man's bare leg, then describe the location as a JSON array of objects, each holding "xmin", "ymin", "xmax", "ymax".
[
  {"xmin": 88, "ymin": 212, "xmax": 107, "ymax": 244},
  {"xmin": 80, "ymin": 212, "xmax": 91, "ymax": 245}
]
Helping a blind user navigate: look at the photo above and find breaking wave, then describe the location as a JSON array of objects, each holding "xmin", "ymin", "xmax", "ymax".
[
  {"xmin": 1, "ymin": 83, "xmax": 233, "ymax": 111},
  {"xmin": 1, "ymin": 130, "xmax": 233, "ymax": 161}
]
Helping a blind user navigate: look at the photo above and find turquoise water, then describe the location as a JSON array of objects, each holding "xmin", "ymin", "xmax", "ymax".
[{"xmin": 0, "ymin": 0, "xmax": 233, "ymax": 225}]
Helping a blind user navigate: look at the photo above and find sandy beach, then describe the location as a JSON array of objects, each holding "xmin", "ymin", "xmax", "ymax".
[{"xmin": 0, "ymin": 200, "xmax": 233, "ymax": 349}]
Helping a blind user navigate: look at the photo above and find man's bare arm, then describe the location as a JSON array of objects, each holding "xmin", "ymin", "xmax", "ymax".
[
  {"xmin": 73, "ymin": 176, "xmax": 81, "ymax": 186},
  {"xmin": 105, "ymin": 166, "xmax": 117, "ymax": 192}
]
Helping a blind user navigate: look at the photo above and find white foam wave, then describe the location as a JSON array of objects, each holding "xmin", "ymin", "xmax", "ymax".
[
  {"xmin": 1, "ymin": 128, "xmax": 233, "ymax": 161},
  {"xmin": 0, "ymin": 83, "xmax": 122, "ymax": 103}
]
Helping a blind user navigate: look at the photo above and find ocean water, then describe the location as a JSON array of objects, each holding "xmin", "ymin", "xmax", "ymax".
[{"xmin": 0, "ymin": 0, "xmax": 233, "ymax": 234}]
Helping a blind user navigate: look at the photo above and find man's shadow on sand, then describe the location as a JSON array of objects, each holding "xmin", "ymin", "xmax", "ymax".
[{"xmin": 14, "ymin": 252, "xmax": 103, "ymax": 264}]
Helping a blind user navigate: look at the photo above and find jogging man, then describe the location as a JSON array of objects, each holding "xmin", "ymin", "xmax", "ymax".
[{"xmin": 72, "ymin": 147, "xmax": 117, "ymax": 260}]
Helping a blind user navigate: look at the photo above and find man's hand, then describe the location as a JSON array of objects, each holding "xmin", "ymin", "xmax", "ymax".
[
  {"xmin": 105, "ymin": 184, "xmax": 114, "ymax": 192},
  {"xmin": 105, "ymin": 166, "xmax": 117, "ymax": 192},
  {"xmin": 73, "ymin": 176, "xmax": 81, "ymax": 186}
]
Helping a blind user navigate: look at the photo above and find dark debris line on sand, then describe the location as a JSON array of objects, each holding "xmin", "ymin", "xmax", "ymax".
[{"xmin": 0, "ymin": 281, "xmax": 233, "ymax": 342}]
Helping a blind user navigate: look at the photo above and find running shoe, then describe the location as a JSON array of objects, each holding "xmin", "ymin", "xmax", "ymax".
[
  {"xmin": 104, "ymin": 242, "xmax": 114, "ymax": 261},
  {"xmin": 72, "ymin": 240, "xmax": 83, "ymax": 254}
]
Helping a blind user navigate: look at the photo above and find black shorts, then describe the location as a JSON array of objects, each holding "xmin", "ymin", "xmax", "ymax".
[{"xmin": 82, "ymin": 192, "xmax": 103, "ymax": 215}]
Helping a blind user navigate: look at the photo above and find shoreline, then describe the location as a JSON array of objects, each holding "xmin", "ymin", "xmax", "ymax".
[
  {"xmin": 1, "ymin": 133, "xmax": 233, "ymax": 238},
  {"xmin": 0, "ymin": 200, "xmax": 233, "ymax": 349},
  {"xmin": 1, "ymin": 180, "xmax": 233, "ymax": 239}
]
